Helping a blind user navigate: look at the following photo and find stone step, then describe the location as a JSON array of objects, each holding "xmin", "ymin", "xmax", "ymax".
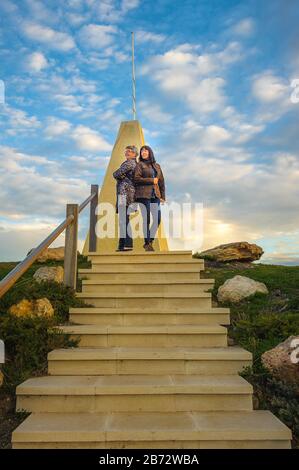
[
  {"xmin": 80, "ymin": 261, "xmax": 204, "ymax": 272},
  {"xmin": 80, "ymin": 272, "xmax": 202, "ymax": 282},
  {"xmin": 81, "ymin": 279, "xmax": 214, "ymax": 295},
  {"xmin": 86, "ymin": 251, "xmax": 194, "ymax": 264},
  {"xmin": 69, "ymin": 307, "xmax": 230, "ymax": 326},
  {"xmin": 12, "ymin": 410, "xmax": 292, "ymax": 449},
  {"xmin": 55, "ymin": 325, "xmax": 227, "ymax": 348},
  {"xmin": 78, "ymin": 265, "xmax": 204, "ymax": 284},
  {"xmin": 16, "ymin": 375, "xmax": 253, "ymax": 413},
  {"xmin": 48, "ymin": 347, "xmax": 252, "ymax": 376},
  {"xmin": 75, "ymin": 292, "xmax": 212, "ymax": 309}
]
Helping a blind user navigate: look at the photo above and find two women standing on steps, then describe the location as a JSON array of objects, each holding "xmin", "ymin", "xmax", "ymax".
[{"xmin": 113, "ymin": 145, "xmax": 166, "ymax": 252}]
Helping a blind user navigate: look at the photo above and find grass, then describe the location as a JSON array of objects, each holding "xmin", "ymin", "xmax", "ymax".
[{"xmin": 198, "ymin": 259, "xmax": 299, "ymax": 448}]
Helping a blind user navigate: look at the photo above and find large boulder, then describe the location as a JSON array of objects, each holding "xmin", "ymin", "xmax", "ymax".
[
  {"xmin": 33, "ymin": 266, "xmax": 64, "ymax": 284},
  {"xmin": 198, "ymin": 241, "xmax": 263, "ymax": 263},
  {"xmin": 262, "ymin": 336, "xmax": 299, "ymax": 390},
  {"xmin": 217, "ymin": 275, "xmax": 268, "ymax": 303},
  {"xmin": 27, "ymin": 246, "xmax": 65, "ymax": 262},
  {"xmin": 9, "ymin": 298, "xmax": 54, "ymax": 318}
]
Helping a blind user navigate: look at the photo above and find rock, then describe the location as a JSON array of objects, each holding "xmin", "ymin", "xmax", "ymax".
[
  {"xmin": 34, "ymin": 298, "xmax": 55, "ymax": 318},
  {"xmin": 9, "ymin": 299, "xmax": 33, "ymax": 317},
  {"xmin": 217, "ymin": 275, "xmax": 268, "ymax": 303},
  {"xmin": 198, "ymin": 241, "xmax": 264, "ymax": 263},
  {"xmin": 33, "ymin": 266, "xmax": 64, "ymax": 284},
  {"xmin": 9, "ymin": 298, "xmax": 54, "ymax": 318},
  {"xmin": 27, "ymin": 246, "xmax": 65, "ymax": 262},
  {"xmin": 261, "ymin": 336, "xmax": 299, "ymax": 389}
]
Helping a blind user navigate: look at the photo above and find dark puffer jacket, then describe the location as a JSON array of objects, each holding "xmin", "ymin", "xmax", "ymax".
[{"xmin": 134, "ymin": 160, "xmax": 165, "ymax": 200}]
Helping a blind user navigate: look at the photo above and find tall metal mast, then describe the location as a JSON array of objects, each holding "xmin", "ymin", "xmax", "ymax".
[{"xmin": 131, "ymin": 31, "xmax": 137, "ymax": 120}]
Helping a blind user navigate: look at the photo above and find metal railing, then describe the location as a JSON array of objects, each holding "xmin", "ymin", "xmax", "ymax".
[{"xmin": 0, "ymin": 184, "xmax": 99, "ymax": 298}]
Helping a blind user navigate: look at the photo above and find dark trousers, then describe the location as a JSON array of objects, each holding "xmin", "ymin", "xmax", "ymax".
[
  {"xmin": 118, "ymin": 205, "xmax": 133, "ymax": 249},
  {"xmin": 137, "ymin": 197, "xmax": 161, "ymax": 244}
]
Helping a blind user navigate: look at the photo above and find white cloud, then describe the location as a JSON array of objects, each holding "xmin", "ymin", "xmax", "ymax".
[
  {"xmin": 0, "ymin": 145, "xmax": 89, "ymax": 219},
  {"xmin": 44, "ymin": 117, "xmax": 72, "ymax": 137},
  {"xmin": 140, "ymin": 101, "xmax": 172, "ymax": 124},
  {"xmin": 69, "ymin": 154, "xmax": 109, "ymax": 171},
  {"xmin": 221, "ymin": 106, "xmax": 265, "ymax": 143},
  {"xmin": 66, "ymin": 12, "xmax": 86, "ymax": 26},
  {"xmin": 54, "ymin": 94, "xmax": 83, "ymax": 113},
  {"xmin": 252, "ymin": 72, "xmax": 289, "ymax": 103},
  {"xmin": 25, "ymin": 51, "xmax": 48, "ymax": 72},
  {"xmin": 79, "ymin": 24, "xmax": 117, "ymax": 49},
  {"xmin": 183, "ymin": 121, "xmax": 231, "ymax": 145},
  {"xmin": 160, "ymin": 136, "xmax": 299, "ymax": 246},
  {"xmin": 121, "ymin": 0, "xmax": 140, "ymax": 13},
  {"xmin": 23, "ymin": 22, "xmax": 76, "ymax": 51},
  {"xmin": 135, "ymin": 30, "xmax": 166, "ymax": 44},
  {"xmin": 232, "ymin": 18, "xmax": 255, "ymax": 37},
  {"xmin": 95, "ymin": 0, "xmax": 121, "ymax": 22},
  {"xmin": 82, "ymin": 0, "xmax": 140, "ymax": 23},
  {"xmin": 141, "ymin": 42, "xmax": 243, "ymax": 114},
  {"xmin": 0, "ymin": 144, "xmax": 95, "ymax": 260},
  {"xmin": 71, "ymin": 125, "xmax": 112, "ymax": 152},
  {"xmin": 25, "ymin": 0, "xmax": 58, "ymax": 24},
  {"xmin": 0, "ymin": 105, "xmax": 41, "ymax": 135},
  {"xmin": 251, "ymin": 71, "xmax": 294, "ymax": 124}
]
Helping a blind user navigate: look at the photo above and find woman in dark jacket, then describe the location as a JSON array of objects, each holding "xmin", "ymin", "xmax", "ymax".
[{"xmin": 134, "ymin": 145, "xmax": 165, "ymax": 251}]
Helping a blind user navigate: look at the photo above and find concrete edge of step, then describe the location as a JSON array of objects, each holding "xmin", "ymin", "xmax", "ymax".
[
  {"xmin": 80, "ymin": 279, "xmax": 214, "ymax": 286},
  {"xmin": 47, "ymin": 346, "xmax": 253, "ymax": 361},
  {"xmin": 16, "ymin": 376, "xmax": 254, "ymax": 396},
  {"xmin": 11, "ymin": 410, "xmax": 292, "ymax": 443},
  {"xmin": 75, "ymin": 292, "xmax": 212, "ymax": 298},
  {"xmin": 68, "ymin": 307, "xmax": 230, "ymax": 314}
]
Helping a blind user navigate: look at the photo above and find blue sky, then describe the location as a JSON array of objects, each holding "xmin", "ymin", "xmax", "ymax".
[{"xmin": 0, "ymin": 0, "xmax": 299, "ymax": 263}]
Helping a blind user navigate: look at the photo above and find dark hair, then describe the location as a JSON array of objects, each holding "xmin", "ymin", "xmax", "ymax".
[{"xmin": 139, "ymin": 145, "xmax": 156, "ymax": 163}]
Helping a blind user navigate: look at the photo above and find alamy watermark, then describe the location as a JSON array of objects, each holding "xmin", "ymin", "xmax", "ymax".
[
  {"xmin": 95, "ymin": 201, "xmax": 204, "ymax": 244},
  {"xmin": 290, "ymin": 79, "xmax": 299, "ymax": 104},
  {"xmin": 290, "ymin": 338, "xmax": 299, "ymax": 364}
]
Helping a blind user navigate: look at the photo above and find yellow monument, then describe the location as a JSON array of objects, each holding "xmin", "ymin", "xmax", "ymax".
[{"xmin": 82, "ymin": 120, "xmax": 169, "ymax": 253}]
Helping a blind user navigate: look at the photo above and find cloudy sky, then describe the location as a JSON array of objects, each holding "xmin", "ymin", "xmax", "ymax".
[{"xmin": 0, "ymin": 0, "xmax": 299, "ymax": 264}]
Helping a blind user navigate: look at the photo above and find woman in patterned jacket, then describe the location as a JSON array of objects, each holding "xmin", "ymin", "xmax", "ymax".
[{"xmin": 113, "ymin": 145, "xmax": 138, "ymax": 251}]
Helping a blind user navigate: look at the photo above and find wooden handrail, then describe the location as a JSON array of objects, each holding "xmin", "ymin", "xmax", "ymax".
[{"xmin": 0, "ymin": 185, "xmax": 99, "ymax": 298}]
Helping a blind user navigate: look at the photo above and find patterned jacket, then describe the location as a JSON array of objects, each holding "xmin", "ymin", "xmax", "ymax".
[{"xmin": 113, "ymin": 158, "xmax": 137, "ymax": 212}]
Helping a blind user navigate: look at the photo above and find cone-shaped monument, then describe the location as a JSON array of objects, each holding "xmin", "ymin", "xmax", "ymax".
[{"xmin": 82, "ymin": 120, "xmax": 169, "ymax": 253}]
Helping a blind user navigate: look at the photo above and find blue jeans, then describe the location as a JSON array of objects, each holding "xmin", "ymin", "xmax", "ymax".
[
  {"xmin": 118, "ymin": 205, "xmax": 133, "ymax": 249},
  {"xmin": 137, "ymin": 197, "xmax": 161, "ymax": 244}
]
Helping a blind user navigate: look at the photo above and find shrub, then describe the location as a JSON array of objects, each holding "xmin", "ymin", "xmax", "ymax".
[{"xmin": 0, "ymin": 312, "xmax": 78, "ymax": 394}]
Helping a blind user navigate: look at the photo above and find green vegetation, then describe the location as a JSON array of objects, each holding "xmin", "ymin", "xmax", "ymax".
[
  {"xmin": 199, "ymin": 260, "xmax": 299, "ymax": 447},
  {"xmin": 0, "ymin": 254, "xmax": 91, "ymax": 448}
]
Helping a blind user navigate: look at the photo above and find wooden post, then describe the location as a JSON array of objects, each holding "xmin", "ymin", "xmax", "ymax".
[
  {"xmin": 89, "ymin": 184, "xmax": 99, "ymax": 252},
  {"xmin": 64, "ymin": 204, "xmax": 78, "ymax": 289}
]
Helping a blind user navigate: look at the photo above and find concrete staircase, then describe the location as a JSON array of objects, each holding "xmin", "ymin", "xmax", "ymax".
[{"xmin": 12, "ymin": 251, "xmax": 292, "ymax": 449}]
